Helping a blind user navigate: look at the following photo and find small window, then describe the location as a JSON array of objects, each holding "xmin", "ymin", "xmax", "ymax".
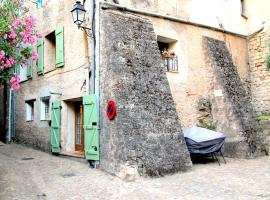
[
  {"xmin": 40, "ymin": 97, "xmax": 50, "ymax": 121},
  {"xmin": 19, "ymin": 65, "xmax": 28, "ymax": 82},
  {"xmin": 26, "ymin": 100, "xmax": 35, "ymax": 121},
  {"xmin": 45, "ymin": 31, "xmax": 56, "ymax": 72},
  {"xmin": 157, "ymin": 36, "xmax": 178, "ymax": 72}
]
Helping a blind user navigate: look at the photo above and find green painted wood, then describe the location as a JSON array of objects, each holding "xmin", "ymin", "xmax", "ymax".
[
  {"xmin": 27, "ymin": 47, "xmax": 33, "ymax": 79},
  {"xmin": 14, "ymin": 65, "xmax": 20, "ymax": 75},
  {"xmin": 83, "ymin": 94, "xmax": 100, "ymax": 161},
  {"xmin": 37, "ymin": 0, "xmax": 42, "ymax": 8},
  {"xmin": 55, "ymin": 26, "xmax": 64, "ymax": 68},
  {"xmin": 37, "ymin": 39, "xmax": 44, "ymax": 75},
  {"xmin": 51, "ymin": 100, "xmax": 61, "ymax": 153},
  {"xmin": 27, "ymin": 59, "xmax": 33, "ymax": 79}
]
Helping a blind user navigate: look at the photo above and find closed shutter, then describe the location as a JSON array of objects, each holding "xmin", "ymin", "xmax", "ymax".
[
  {"xmin": 55, "ymin": 26, "xmax": 64, "ymax": 68},
  {"xmin": 51, "ymin": 100, "xmax": 61, "ymax": 153},
  {"xmin": 14, "ymin": 65, "xmax": 20, "ymax": 75},
  {"xmin": 37, "ymin": 39, "xmax": 44, "ymax": 75},
  {"xmin": 27, "ymin": 59, "xmax": 33, "ymax": 79},
  {"xmin": 83, "ymin": 95, "xmax": 99, "ymax": 161},
  {"xmin": 27, "ymin": 47, "xmax": 33, "ymax": 79}
]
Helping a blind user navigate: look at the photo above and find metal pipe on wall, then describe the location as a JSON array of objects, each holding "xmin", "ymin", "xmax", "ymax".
[
  {"xmin": 94, "ymin": 0, "xmax": 100, "ymax": 123},
  {"xmin": 7, "ymin": 89, "xmax": 12, "ymax": 143}
]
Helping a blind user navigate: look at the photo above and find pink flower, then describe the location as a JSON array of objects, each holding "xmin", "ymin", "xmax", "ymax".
[
  {"xmin": 4, "ymin": 59, "xmax": 12, "ymax": 68},
  {"xmin": 27, "ymin": 36, "xmax": 36, "ymax": 44},
  {"xmin": 11, "ymin": 82, "xmax": 20, "ymax": 90},
  {"xmin": 0, "ymin": 50, "xmax": 5, "ymax": 60},
  {"xmin": 9, "ymin": 58, "xmax": 16, "ymax": 65},
  {"xmin": 9, "ymin": 31, "xmax": 17, "ymax": 39},
  {"xmin": 31, "ymin": 51, "xmax": 38, "ymax": 61},
  {"xmin": 10, "ymin": 74, "xmax": 20, "ymax": 90},
  {"xmin": 37, "ymin": 33, "xmax": 42, "ymax": 38},
  {"xmin": 12, "ymin": 18, "xmax": 22, "ymax": 28}
]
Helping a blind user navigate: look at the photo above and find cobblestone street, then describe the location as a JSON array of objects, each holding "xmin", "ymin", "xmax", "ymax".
[{"xmin": 0, "ymin": 142, "xmax": 270, "ymax": 200}]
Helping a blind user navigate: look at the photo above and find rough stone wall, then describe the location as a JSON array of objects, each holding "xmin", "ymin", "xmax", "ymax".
[
  {"xmin": 248, "ymin": 28, "xmax": 270, "ymax": 114},
  {"xmin": 204, "ymin": 37, "xmax": 266, "ymax": 157},
  {"xmin": 100, "ymin": 10, "xmax": 192, "ymax": 176}
]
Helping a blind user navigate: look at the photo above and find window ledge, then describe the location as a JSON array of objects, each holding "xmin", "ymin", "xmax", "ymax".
[
  {"xmin": 26, "ymin": 120, "xmax": 34, "ymax": 122},
  {"xmin": 166, "ymin": 71, "xmax": 179, "ymax": 74},
  {"xmin": 44, "ymin": 68, "xmax": 58, "ymax": 75}
]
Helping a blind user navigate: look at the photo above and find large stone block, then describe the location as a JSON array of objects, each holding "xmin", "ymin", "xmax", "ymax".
[{"xmin": 99, "ymin": 10, "xmax": 192, "ymax": 176}]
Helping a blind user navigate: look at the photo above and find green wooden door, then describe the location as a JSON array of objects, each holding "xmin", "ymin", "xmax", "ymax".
[
  {"xmin": 83, "ymin": 95, "xmax": 99, "ymax": 160},
  {"xmin": 51, "ymin": 100, "xmax": 61, "ymax": 153}
]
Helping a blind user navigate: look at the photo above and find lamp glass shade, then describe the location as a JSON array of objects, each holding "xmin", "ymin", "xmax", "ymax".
[{"xmin": 71, "ymin": 1, "xmax": 86, "ymax": 27}]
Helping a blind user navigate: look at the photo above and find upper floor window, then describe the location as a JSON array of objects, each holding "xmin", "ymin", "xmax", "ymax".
[
  {"xmin": 37, "ymin": 26, "xmax": 65, "ymax": 75},
  {"xmin": 157, "ymin": 36, "xmax": 178, "ymax": 72},
  {"xmin": 26, "ymin": 99, "xmax": 35, "ymax": 121}
]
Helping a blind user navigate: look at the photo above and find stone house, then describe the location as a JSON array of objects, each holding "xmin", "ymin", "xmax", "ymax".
[{"xmin": 0, "ymin": 0, "xmax": 270, "ymax": 176}]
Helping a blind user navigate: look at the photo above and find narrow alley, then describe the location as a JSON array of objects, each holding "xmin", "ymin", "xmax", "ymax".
[{"xmin": 0, "ymin": 142, "xmax": 270, "ymax": 200}]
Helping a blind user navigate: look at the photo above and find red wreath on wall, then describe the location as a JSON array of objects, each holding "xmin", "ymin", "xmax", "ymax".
[{"xmin": 106, "ymin": 100, "xmax": 117, "ymax": 120}]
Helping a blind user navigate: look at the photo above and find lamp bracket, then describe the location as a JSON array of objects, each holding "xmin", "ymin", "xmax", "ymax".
[{"xmin": 79, "ymin": 25, "xmax": 92, "ymax": 37}]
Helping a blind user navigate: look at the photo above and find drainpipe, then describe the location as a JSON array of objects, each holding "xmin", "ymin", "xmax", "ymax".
[
  {"xmin": 89, "ymin": 0, "xmax": 95, "ymax": 94},
  {"xmin": 84, "ymin": 32, "xmax": 90, "ymax": 95},
  {"xmin": 94, "ymin": 0, "xmax": 100, "ymax": 121},
  {"xmin": 7, "ymin": 89, "xmax": 12, "ymax": 143}
]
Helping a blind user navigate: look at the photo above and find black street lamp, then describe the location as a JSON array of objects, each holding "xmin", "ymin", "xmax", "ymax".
[{"xmin": 71, "ymin": 1, "xmax": 91, "ymax": 36}]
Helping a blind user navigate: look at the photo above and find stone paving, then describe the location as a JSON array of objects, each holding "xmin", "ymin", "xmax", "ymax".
[{"xmin": 0, "ymin": 142, "xmax": 270, "ymax": 200}]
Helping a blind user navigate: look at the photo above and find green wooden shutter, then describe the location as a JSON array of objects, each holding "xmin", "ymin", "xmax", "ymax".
[
  {"xmin": 27, "ymin": 59, "xmax": 33, "ymax": 79},
  {"xmin": 55, "ymin": 26, "xmax": 64, "ymax": 68},
  {"xmin": 27, "ymin": 47, "xmax": 33, "ymax": 79},
  {"xmin": 83, "ymin": 94, "xmax": 99, "ymax": 161},
  {"xmin": 51, "ymin": 100, "xmax": 61, "ymax": 153},
  {"xmin": 37, "ymin": 39, "xmax": 44, "ymax": 75},
  {"xmin": 14, "ymin": 65, "xmax": 20, "ymax": 75},
  {"xmin": 37, "ymin": 0, "xmax": 42, "ymax": 8}
]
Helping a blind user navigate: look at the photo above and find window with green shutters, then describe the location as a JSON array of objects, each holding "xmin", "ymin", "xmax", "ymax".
[
  {"xmin": 55, "ymin": 26, "xmax": 64, "ymax": 68},
  {"xmin": 37, "ymin": 39, "xmax": 44, "ymax": 75}
]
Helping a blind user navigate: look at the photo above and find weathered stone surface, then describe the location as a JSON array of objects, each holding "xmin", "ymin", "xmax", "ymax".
[
  {"xmin": 204, "ymin": 37, "xmax": 266, "ymax": 157},
  {"xmin": 248, "ymin": 29, "xmax": 270, "ymax": 114},
  {"xmin": 100, "ymin": 10, "xmax": 192, "ymax": 176}
]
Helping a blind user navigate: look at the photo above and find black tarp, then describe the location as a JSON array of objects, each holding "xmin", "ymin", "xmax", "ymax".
[{"xmin": 183, "ymin": 126, "xmax": 226, "ymax": 154}]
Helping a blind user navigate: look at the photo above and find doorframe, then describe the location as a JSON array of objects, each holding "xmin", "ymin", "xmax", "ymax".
[{"xmin": 74, "ymin": 102, "xmax": 84, "ymax": 152}]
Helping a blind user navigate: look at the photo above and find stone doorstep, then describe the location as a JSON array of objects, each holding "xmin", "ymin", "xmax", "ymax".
[
  {"xmin": 59, "ymin": 151, "xmax": 87, "ymax": 164},
  {"xmin": 60, "ymin": 151, "xmax": 84, "ymax": 158}
]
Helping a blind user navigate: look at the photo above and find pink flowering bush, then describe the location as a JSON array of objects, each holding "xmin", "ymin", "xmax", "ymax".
[{"xmin": 0, "ymin": 0, "xmax": 40, "ymax": 90}]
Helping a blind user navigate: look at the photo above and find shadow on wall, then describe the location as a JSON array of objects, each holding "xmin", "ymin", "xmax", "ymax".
[{"xmin": 203, "ymin": 36, "xmax": 267, "ymax": 157}]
